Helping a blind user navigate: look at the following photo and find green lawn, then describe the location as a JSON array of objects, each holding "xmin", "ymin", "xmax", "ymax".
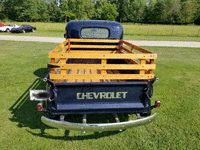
[
  {"xmin": 0, "ymin": 40, "xmax": 200, "ymax": 149},
  {"xmin": 1, "ymin": 22, "xmax": 200, "ymax": 41}
]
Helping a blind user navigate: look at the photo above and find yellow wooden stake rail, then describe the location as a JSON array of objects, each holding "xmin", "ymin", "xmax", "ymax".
[{"xmin": 49, "ymin": 39, "xmax": 157, "ymax": 83}]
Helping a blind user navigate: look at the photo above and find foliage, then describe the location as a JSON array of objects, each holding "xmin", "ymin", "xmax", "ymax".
[
  {"xmin": 99, "ymin": 2, "xmax": 118, "ymax": 21},
  {"xmin": 0, "ymin": 0, "xmax": 200, "ymax": 24},
  {"xmin": 47, "ymin": 1, "xmax": 62, "ymax": 22},
  {"xmin": 0, "ymin": 1, "xmax": 6, "ymax": 19},
  {"xmin": 180, "ymin": 1, "xmax": 198, "ymax": 24}
]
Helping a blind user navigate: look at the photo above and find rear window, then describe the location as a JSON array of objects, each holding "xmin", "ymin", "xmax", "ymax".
[{"xmin": 81, "ymin": 28, "xmax": 109, "ymax": 38}]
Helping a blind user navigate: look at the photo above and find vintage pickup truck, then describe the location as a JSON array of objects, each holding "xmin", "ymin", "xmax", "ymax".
[{"xmin": 30, "ymin": 20, "xmax": 160, "ymax": 132}]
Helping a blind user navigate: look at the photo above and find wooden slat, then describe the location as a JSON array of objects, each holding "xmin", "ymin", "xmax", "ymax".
[
  {"xmin": 101, "ymin": 59, "xmax": 107, "ymax": 82},
  {"xmin": 148, "ymin": 59, "xmax": 154, "ymax": 74},
  {"xmin": 69, "ymin": 50, "xmax": 116, "ymax": 54},
  {"xmin": 49, "ymin": 53, "xmax": 157, "ymax": 59},
  {"xmin": 106, "ymin": 70, "xmax": 116, "ymax": 82},
  {"xmin": 67, "ymin": 69, "xmax": 77, "ymax": 83},
  {"xmin": 50, "ymin": 47, "xmax": 60, "ymax": 53},
  {"xmin": 50, "ymin": 64, "xmax": 156, "ymax": 70},
  {"xmin": 68, "ymin": 39, "xmax": 70, "ymax": 52},
  {"xmin": 119, "ymin": 40, "xmax": 123, "ymax": 53},
  {"xmin": 112, "ymin": 70, "xmax": 125, "ymax": 82},
  {"xmin": 59, "ymin": 59, "xmax": 66, "ymax": 74},
  {"xmin": 50, "ymin": 58, "xmax": 56, "ymax": 74},
  {"xmin": 50, "ymin": 74, "xmax": 154, "ymax": 80},
  {"xmin": 121, "ymin": 46, "xmax": 133, "ymax": 53},
  {"xmin": 63, "ymin": 40, "xmax": 68, "ymax": 45},
  {"xmin": 69, "ymin": 38, "xmax": 120, "ymax": 43},
  {"xmin": 62, "ymin": 45, "xmax": 68, "ymax": 52},
  {"xmin": 91, "ymin": 69, "xmax": 100, "ymax": 82},
  {"xmin": 84, "ymin": 69, "xmax": 91, "ymax": 82},
  {"xmin": 77, "ymin": 69, "xmax": 84, "ymax": 82},
  {"xmin": 122, "ymin": 40, "xmax": 153, "ymax": 54},
  {"xmin": 50, "ymin": 43, "xmax": 65, "ymax": 53},
  {"xmin": 50, "ymin": 40, "xmax": 68, "ymax": 53},
  {"xmin": 70, "ymin": 45, "xmax": 119, "ymax": 49},
  {"xmin": 51, "ymin": 58, "xmax": 55, "ymax": 63},
  {"xmin": 128, "ymin": 59, "xmax": 139, "ymax": 64},
  {"xmin": 140, "ymin": 60, "xmax": 146, "ymax": 74},
  {"xmin": 101, "ymin": 59, "xmax": 107, "ymax": 74}
]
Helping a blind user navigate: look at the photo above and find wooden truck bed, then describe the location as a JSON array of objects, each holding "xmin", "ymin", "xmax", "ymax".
[{"xmin": 48, "ymin": 39, "xmax": 157, "ymax": 83}]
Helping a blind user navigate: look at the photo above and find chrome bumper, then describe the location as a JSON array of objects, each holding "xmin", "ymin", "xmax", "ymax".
[{"xmin": 41, "ymin": 113, "xmax": 157, "ymax": 132}]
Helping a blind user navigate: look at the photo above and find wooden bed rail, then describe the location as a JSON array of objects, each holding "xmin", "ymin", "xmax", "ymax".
[{"xmin": 48, "ymin": 39, "xmax": 157, "ymax": 82}]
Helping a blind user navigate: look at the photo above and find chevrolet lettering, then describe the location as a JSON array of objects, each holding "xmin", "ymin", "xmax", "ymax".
[{"xmin": 77, "ymin": 92, "xmax": 128, "ymax": 100}]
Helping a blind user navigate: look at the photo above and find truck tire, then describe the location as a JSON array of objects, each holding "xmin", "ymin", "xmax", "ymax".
[
  {"xmin": 32, "ymin": 29, "xmax": 35, "ymax": 32},
  {"xmin": 22, "ymin": 29, "xmax": 25, "ymax": 33},
  {"xmin": 6, "ymin": 28, "xmax": 10, "ymax": 32}
]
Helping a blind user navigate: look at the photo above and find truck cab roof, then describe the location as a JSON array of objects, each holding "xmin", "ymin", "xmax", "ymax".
[{"xmin": 65, "ymin": 20, "xmax": 123, "ymax": 39}]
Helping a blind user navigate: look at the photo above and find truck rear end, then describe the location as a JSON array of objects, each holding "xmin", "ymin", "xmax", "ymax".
[{"xmin": 30, "ymin": 20, "xmax": 160, "ymax": 132}]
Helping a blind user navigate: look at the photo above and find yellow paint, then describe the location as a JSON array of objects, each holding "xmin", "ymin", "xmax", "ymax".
[{"xmin": 48, "ymin": 38, "xmax": 157, "ymax": 83}]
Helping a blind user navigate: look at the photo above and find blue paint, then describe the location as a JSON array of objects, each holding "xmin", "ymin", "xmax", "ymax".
[{"xmin": 65, "ymin": 20, "xmax": 123, "ymax": 39}]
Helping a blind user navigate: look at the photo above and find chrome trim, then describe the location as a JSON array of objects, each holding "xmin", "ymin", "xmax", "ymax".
[
  {"xmin": 41, "ymin": 113, "xmax": 157, "ymax": 132},
  {"xmin": 30, "ymin": 90, "xmax": 50, "ymax": 101}
]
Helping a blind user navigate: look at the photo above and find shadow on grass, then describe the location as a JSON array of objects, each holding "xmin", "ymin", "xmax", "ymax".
[
  {"xmin": 9, "ymin": 77, "xmax": 48, "ymax": 130},
  {"xmin": 9, "ymin": 68, "xmax": 127, "ymax": 140},
  {"xmin": 26, "ymin": 129, "xmax": 121, "ymax": 140},
  {"xmin": 33, "ymin": 68, "xmax": 49, "ymax": 78}
]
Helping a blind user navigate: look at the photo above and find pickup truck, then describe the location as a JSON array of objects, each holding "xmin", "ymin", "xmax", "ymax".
[{"xmin": 30, "ymin": 20, "xmax": 160, "ymax": 132}]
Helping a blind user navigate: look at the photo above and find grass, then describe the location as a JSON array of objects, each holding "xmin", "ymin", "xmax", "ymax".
[
  {"xmin": 0, "ymin": 40, "xmax": 200, "ymax": 149},
  {"xmin": 1, "ymin": 21, "xmax": 200, "ymax": 41},
  {"xmin": 123, "ymin": 24, "xmax": 200, "ymax": 37}
]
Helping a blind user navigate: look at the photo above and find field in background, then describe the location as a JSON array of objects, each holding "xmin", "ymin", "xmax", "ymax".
[
  {"xmin": 1, "ymin": 22, "xmax": 200, "ymax": 41},
  {"xmin": 0, "ymin": 40, "xmax": 199, "ymax": 149}
]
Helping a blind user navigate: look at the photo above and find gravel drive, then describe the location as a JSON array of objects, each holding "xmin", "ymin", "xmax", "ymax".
[{"xmin": 0, "ymin": 35, "xmax": 200, "ymax": 48}]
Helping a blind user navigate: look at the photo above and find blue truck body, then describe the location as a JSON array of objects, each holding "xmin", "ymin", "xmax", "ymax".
[{"xmin": 30, "ymin": 20, "xmax": 159, "ymax": 132}]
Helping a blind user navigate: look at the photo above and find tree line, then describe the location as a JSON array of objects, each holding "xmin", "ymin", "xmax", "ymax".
[{"xmin": 0, "ymin": 0, "xmax": 200, "ymax": 24}]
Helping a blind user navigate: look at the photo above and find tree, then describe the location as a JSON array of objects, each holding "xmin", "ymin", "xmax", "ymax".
[
  {"xmin": 17, "ymin": 1, "xmax": 40, "ymax": 22},
  {"xmin": 117, "ymin": 0, "xmax": 131, "ymax": 22},
  {"xmin": 161, "ymin": 0, "xmax": 182, "ymax": 24},
  {"xmin": 95, "ymin": 0, "xmax": 118, "ymax": 21},
  {"xmin": 60, "ymin": 0, "xmax": 96, "ymax": 21},
  {"xmin": 131, "ymin": 0, "xmax": 146, "ymax": 23},
  {"xmin": 152, "ymin": 0, "xmax": 165, "ymax": 23},
  {"xmin": 37, "ymin": 0, "xmax": 49, "ymax": 22},
  {"xmin": 3, "ymin": 0, "xmax": 50, "ymax": 22},
  {"xmin": 101, "ymin": 2, "xmax": 118, "ymax": 21},
  {"xmin": 47, "ymin": 0, "xmax": 62, "ymax": 22},
  {"xmin": 194, "ymin": 3, "xmax": 200, "ymax": 25},
  {"xmin": 67, "ymin": 0, "xmax": 89, "ymax": 20},
  {"xmin": 84, "ymin": 0, "xmax": 96, "ymax": 19},
  {"xmin": 3, "ymin": 0, "xmax": 19, "ymax": 21},
  {"xmin": 142, "ymin": 0, "xmax": 155, "ymax": 23},
  {"xmin": 0, "ymin": 1, "xmax": 6, "ymax": 20},
  {"xmin": 180, "ymin": 1, "xmax": 198, "ymax": 24}
]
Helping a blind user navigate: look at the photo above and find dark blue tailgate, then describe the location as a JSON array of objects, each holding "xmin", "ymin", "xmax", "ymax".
[{"xmin": 49, "ymin": 82, "xmax": 151, "ymax": 115}]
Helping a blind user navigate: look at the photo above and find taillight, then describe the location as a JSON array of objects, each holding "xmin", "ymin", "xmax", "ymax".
[
  {"xmin": 155, "ymin": 100, "xmax": 161, "ymax": 108},
  {"xmin": 37, "ymin": 102, "xmax": 43, "ymax": 111}
]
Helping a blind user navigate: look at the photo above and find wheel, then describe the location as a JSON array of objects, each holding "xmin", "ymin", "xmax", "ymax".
[
  {"xmin": 32, "ymin": 29, "xmax": 35, "ymax": 32},
  {"xmin": 22, "ymin": 29, "xmax": 25, "ymax": 33},
  {"xmin": 6, "ymin": 28, "xmax": 10, "ymax": 32}
]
